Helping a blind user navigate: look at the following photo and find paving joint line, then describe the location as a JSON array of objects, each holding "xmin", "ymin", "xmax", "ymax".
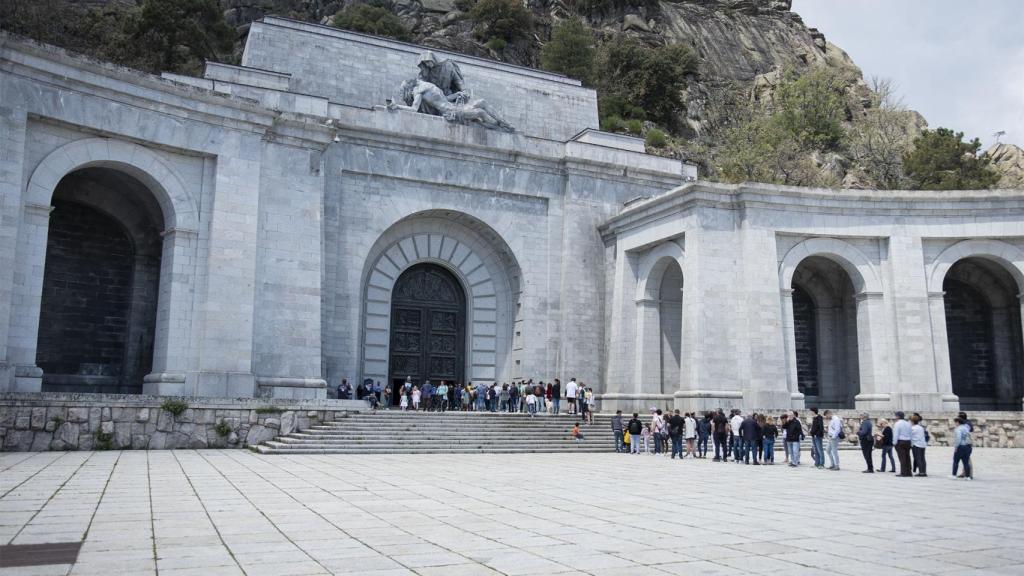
[
  {"xmin": 5, "ymin": 452, "xmax": 94, "ymax": 546},
  {"xmin": 169, "ymin": 450, "xmax": 250, "ymax": 576}
]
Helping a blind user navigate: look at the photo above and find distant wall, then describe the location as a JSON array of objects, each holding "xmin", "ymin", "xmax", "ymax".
[{"xmin": 241, "ymin": 17, "xmax": 599, "ymax": 141}]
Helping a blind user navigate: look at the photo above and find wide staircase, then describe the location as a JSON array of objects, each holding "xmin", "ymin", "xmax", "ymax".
[{"xmin": 253, "ymin": 410, "xmax": 616, "ymax": 454}]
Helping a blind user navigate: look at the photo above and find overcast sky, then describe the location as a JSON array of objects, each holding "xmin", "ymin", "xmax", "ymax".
[{"xmin": 792, "ymin": 0, "xmax": 1024, "ymax": 149}]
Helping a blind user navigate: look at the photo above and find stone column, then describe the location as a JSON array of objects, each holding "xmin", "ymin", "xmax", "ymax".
[
  {"xmin": 0, "ymin": 107, "xmax": 27, "ymax": 392},
  {"xmin": 991, "ymin": 305, "xmax": 1016, "ymax": 408},
  {"xmin": 193, "ymin": 151, "xmax": 262, "ymax": 397},
  {"xmin": 633, "ymin": 298, "xmax": 659, "ymax": 395},
  {"xmin": 779, "ymin": 288, "xmax": 804, "ymax": 407},
  {"xmin": 853, "ymin": 292, "xmax": 892, "ymax": 410},
  {"xmin": 143, "ymin": 228, "xmax": 198, "ymax": 396},
  {"xmin": 927, "ymin": 290, "xmax": 960, "ymax": 410},
  {"xmin": 600, "ymin": 247, "xmax": 639, "ymax": 413},
  {"xmin": 888, "ymin": 236, "xmax": 944, "ymax": 410},
  {"xmin": 7, "ymin": 202, "xmax": 53, "ymax": 393}
]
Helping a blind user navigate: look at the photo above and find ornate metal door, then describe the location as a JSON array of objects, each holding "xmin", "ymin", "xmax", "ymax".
[{"xmin": 389, "ymin": 264, "xmax": 466, "ymax": 387}]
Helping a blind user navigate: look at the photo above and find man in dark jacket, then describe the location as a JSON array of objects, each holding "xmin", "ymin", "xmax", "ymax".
[
  {"xmin": 712, "ymin": 409, "xmax": 729, "ymax": 462},
  {"xmin": 857, "ymin": 412, "xmax": 874, "ymax": 473},
  {"xmin": 611, "ymin": 410, "xmax": 625, "ymax": 453},
  {"xmin": 784, "ymin": 411, "xmax": 803, "ymax": 466},
  {"xmin": 809, "ymin": 408, "xmax": 825, "ymax": 469},
  {"xmin": 668, "ymin": 409, "xmax": 685, "ymax": 459},
  {"xmin": 628, "ymin": 413, "xmax": 644, "ymax": 455},
  {"xmin": 337, "ymin": 379, "xmax": 350, "ymax": 400},
  {"xmin": 552, "ymin": 379, "xmax": 562, "ymax": 415},
  {"xmin": 739, "ymin": 414, "xmax": 759, "ymax": 465}
]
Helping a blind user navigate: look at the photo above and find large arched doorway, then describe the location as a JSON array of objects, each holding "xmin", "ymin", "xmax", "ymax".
[
  {"xmin": 943, "ymin": 257, "xmax": 1023, "ymax": 410},
  {"xmin": 791, "ymin": 256, "xmax": 860, "ymax": 408},
  {"xmin": 388, "ymin": 263, "xmax": 467, "ymax": 402},
  {"xmin": 36, "ymin": 168, "xmax": 164, "ymax": 394}
]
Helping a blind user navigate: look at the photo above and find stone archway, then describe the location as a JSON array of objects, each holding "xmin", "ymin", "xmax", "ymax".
[
  {"xmin": 9, "ymin": 138, "xmax": 198, "ymax": 393},
  {"xmin": 358, "ymin": 211, "xmax": 521, "ymax": 388},
  {"xmin": 927, "ymin": 239, "xmax": 1024, "ymax": 411},
  {"xmin": 632, "ymin": 240, "xmax": 685, "ymax": 406},
  {"xmin": 779, "ymin": 238, "xmax": 885, "ymax": 409}
]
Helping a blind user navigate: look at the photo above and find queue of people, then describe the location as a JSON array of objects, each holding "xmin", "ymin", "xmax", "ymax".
[
  {"xmin": 341, "ymin": 376, "xmax": 598, "ymax": 416},
  {"xmin": 609, "ymin": 407, "xmax": 976, "ymax": 480}
]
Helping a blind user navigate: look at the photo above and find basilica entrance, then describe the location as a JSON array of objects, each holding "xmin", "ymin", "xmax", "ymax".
[{"xmin": 388, "ymin": 264, "xmax": 466, "ymax": 404}]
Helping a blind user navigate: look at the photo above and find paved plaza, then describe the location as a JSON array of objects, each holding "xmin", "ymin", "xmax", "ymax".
[{"xmin": 1, "ymin": 448, "xmax": 1023, "ymax": 576}]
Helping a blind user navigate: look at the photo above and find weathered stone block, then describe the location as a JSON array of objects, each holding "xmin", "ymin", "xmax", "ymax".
[
  {"xmin": 68, "ymin": 407, "xmax": 88, "ymax": 423},
  {"xmin": 136, "ymin": 408, "xmax": 149, "ymax": 422},
  {"xmin": 31, "ymin": 407, "xmax": 46, "ymax": 430}
]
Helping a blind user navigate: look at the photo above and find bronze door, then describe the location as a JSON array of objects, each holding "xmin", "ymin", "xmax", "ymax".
[{"xmin": 389, "ymin": 264, "xmax": 465, "ymax": 387}]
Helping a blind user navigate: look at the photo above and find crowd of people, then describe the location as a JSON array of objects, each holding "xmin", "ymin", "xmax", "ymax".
[
  {"xmin": 608, "ymin": 407, "xmax": 976, "ymax": 480},
  {"xmin": 336, "ymin": 376, "xmax": 598, "ymax": 418}
]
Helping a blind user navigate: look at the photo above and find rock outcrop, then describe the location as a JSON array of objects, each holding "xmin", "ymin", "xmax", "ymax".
[{"xmin": 987, "ymin": 143, "xmax": 1024, "ymax": 189}]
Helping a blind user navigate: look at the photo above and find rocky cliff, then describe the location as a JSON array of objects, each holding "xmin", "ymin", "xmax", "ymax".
[{"xmin": 987, "ymin": 143, "xmax": 1024, "ymax": 189}]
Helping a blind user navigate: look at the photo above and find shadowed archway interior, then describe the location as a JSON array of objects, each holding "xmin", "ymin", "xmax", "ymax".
[
  {"xmin": 791, "ymin": 256, "xmax": 859, "ymax": 409},
  {"xmin": 943, "ymin": 257, "xmax": 1024, "ymax": 411},
  {"xmin": 36, "ymin": 168, "xmax": 163, "ymax": 394}
]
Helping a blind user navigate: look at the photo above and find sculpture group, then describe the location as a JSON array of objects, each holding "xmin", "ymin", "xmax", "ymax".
[{"xmin": 388, "ymin": 51, "xmax": 514, "ymax": 132}]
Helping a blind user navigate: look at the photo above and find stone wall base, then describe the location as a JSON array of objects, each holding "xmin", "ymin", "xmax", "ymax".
[{"xmin": 0, "ymin": 393, "xmax": 368, "ymax": 451}]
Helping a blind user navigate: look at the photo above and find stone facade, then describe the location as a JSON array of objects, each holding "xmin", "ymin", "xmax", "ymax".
[
  {"xmin": 0, "ymin": 18, "xmax": 1022, "ymax": 429},
  {"xmin": 0, "ymin": 393, "xmax": 360, "ymax": 451}
]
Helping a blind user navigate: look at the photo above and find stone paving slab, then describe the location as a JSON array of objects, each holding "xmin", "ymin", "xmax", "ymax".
[{"xmin": 1, "ymin": 448, "xmax": 1022, "ymax": 575}]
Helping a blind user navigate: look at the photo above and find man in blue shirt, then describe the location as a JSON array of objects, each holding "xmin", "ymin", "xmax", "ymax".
[{"xmin": 892, "ymin": 411, "xmax": 913, "ymax": 477}]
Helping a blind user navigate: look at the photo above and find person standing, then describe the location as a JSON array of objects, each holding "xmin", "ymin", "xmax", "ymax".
[
  {"xmin": 696, "ymin": 413, "xmax": 710, "ymax": 459},
  {"xmin": 337, "ymin": 378, "xmax": 350, "ymax": 400},
  {"xmin": 611, "ymin": 410, "xmax": 625, "ymax": 453},
  {"xmin": 382, "ymin": 383, "xmax": 391, "ymax": 409},
  {"xmin": 437, "ymin": 381, "xmax": 449, "ymax": 412},
  {"xmin": 760, "ymin": 414, "xmax": 777, "ymax": 465},
  {"xmin": 729, "ymin": 409, "xmax": 744, "ymax": 463},
  {"xmin": 412, "ymin": 385, "xmax": 421, "ymax": 411},
  {"xmin": 628, "ymin": 413, "xmax": 643, "ymax": 454},
  {"xmin": 712, "ymin": 409, "xmax": 729, "ymax": 462},
  {"xmin": 784, "ymin": 411, "xmax": 803, "ymax": 467},
  {"xmin": 951, "ymin": 416, "xmax": 973, "ymax": 480},
  {"xmin": 739, "ymin": 413, "xmax": 758, "ymax": 465},
  {"xmin": 552, "ymin": 379, "xmax": 561, "ymax": 415},
  {"xmin": 956, "ymin": 411, "xmax": 973, "ymax": 477},
  {"xmin": 566, "ymin": 378, "xmax": 578, "ymax": 415},
  {"xmin": 825, "ymin": 410, "xmax": 842, "ymax": 471},
  {"xmin": 684, "ymin": 412, "xmax": 697, "ymax": 459},
  {"xmin": 856, "ymin": 412, "xmax": 873, "ymax": 473},
  {"xmin": 892, "ymin": 411, "xmax": 913, "ymax": 477},
  {"xmin": 809, "ymin": 408, "xmax": 825, "ymax": 469},
  {"xmin": 876, "ymin": 418, "xmax": 895, "ymax": 473},
  {"xmin": 910, "ymin": 413, "xmax": 928, "ymax": 477},
  {"xmin": 650, "ymin": 410, "xmax": 665, "ymax": 455},
  {"xmin": 525, "ymin": 390, "xmax": 537, "ymax": 417},
  {"xmin": 668, "ymin": 409, "xmax": 685, "ymax": 459}
]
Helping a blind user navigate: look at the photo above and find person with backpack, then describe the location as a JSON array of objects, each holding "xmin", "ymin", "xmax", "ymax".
[
  {"xmin": 825, "ymin": 409, "xmax": 843, "ymax": 470},
  {"xmin": 628, "ymin": 413, "xmax": 644, "ymax": 454},
  {"xmin": 951, "ymin": 416, "xmax": 973, "ymax": 480},
  {"xmin": 650, "ymin": 409, "xmax": 666, "ymax": 455},
  {"xmin": 668, "ymin": 409, "xmax": 685, "ymax": 459},
  {"xmin": 809, "ymin": 407, "xmax": 825, "ymax": 469},
  {"xmin": 857, "ymin": 412, "xmax": 874, "ymax": 473}
]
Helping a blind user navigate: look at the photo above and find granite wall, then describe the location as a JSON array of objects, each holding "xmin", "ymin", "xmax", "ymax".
[{"xmin": 0, "ymin": 393, "xmax": 367, "ymax": 451}]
